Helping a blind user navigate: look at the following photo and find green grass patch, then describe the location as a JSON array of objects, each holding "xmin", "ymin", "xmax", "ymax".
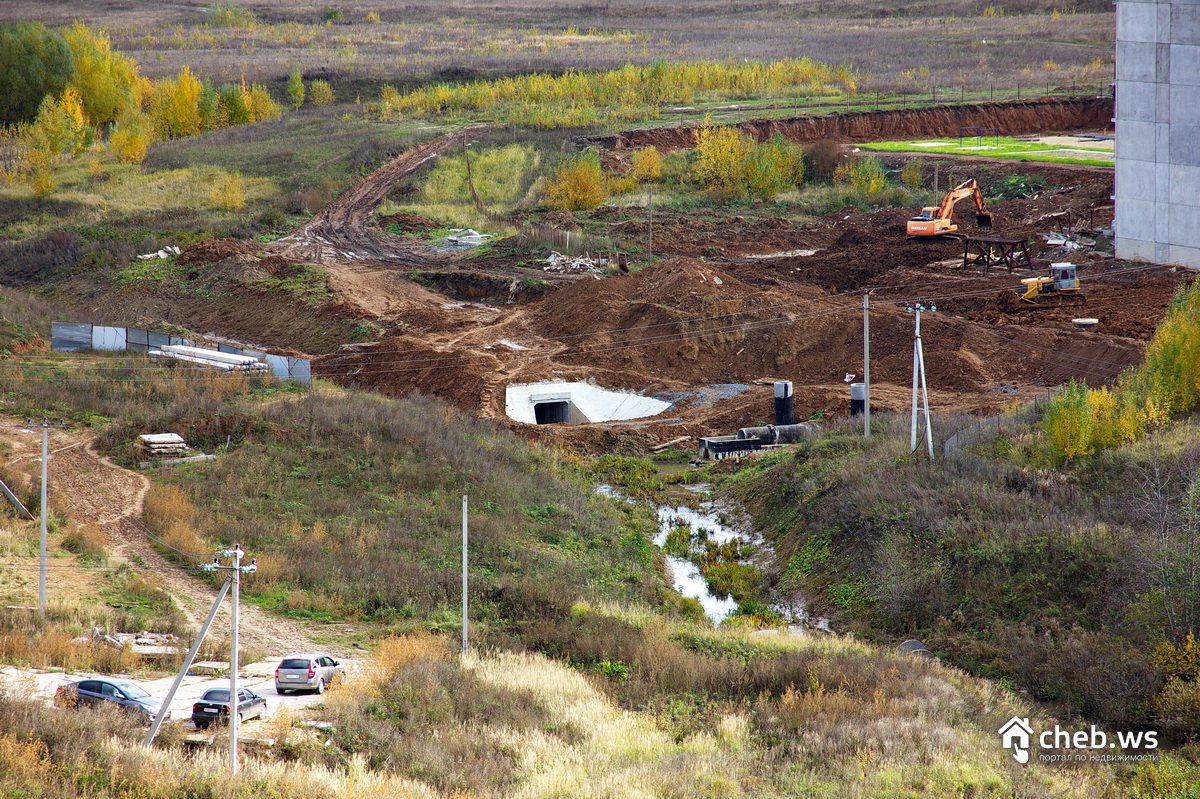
[{"xmin": 859, "ymin": 136, "xmax": 1113, "ymax": 167}]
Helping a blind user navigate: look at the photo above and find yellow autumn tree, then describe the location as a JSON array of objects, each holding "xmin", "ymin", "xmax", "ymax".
[
  {"xmin": 692, "ymin": 124, "xmax": 754, "ymax": 195},
  {"xmin": 544, "ymin": 151, "xmax": 607, "ymax": 211},
  {"xmin": 630, "ymin": 146, "xmax": 662, "ymax": 183},
  {"xmin": 153, "ymin": 65, "xmax": 203, "ymax": 138},
  {"xmin": 63, "ymin": 22, "xmax": 140, "ymax": 126}
]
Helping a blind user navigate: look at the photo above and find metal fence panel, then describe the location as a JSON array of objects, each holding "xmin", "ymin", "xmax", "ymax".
[
  {"xmin": 126, "ymin": 328, "xmax": 149, "ymax": 353},
  {"xmin": 287, "ymin": 358, "xmax": 312, "ymax": 386},
  {"xmin": 218, "ymin": 344, "xmax": 240, "ymax": 355},
  {"xmin": 92, "ymin": 325, "xmax": 126, "ymax": 351},
  {"xmin": 148, "ymin": 331, "xmax": 170, "ymax": 349},
  {"xmin": 51, "ymin": 322, "xmax": 92, "ymax": 351},
  {"xmin": 264, "ymin": 354, "xmax": 291, "ymax": 380}
]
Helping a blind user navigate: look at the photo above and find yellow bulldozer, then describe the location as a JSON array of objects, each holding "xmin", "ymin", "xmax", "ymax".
[{"xmin": 1016, "ymin": 263, "xmax": 1086, "ymax": 309}]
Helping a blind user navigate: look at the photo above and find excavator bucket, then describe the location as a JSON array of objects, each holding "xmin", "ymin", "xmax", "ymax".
[{"xmin": 976, "ymin": 212, "xmax": 993, "ymax": 232}]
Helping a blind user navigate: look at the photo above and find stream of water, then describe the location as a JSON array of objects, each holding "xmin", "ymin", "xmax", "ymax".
[{"xmin": 600, "ymin": 483, "xmax": 829, "ymax": 629}]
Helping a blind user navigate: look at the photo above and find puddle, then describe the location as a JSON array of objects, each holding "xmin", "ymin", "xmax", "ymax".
[{"xmin": 506, "ymin": 380, "xmax": 671, "ymax": 425}]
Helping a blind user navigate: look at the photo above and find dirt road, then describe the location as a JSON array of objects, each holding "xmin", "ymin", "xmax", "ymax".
[
  {"xmin": 268, "ymin": 124, "xmax": 493, "ymax": 266},
  {"xmin": 1, "ymin": 421, "xmax": 335, "ymax": 657}
]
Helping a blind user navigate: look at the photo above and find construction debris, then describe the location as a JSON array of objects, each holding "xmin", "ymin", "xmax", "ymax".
[
  {"xmin": 543, "ymin": 251, "xmax": 606, "ymax": 273},
  {"xmin": 137, "ymin": 433, "xmax": 188, "ymax": 457},
  {"xmin": 136, "ymin": 246, "xmax": 182, "ymax": 260},
  {"xmin": 437, "ymin": 229, "xmax": 495, "ymax": 247},
  {"xmin": 149, "ymin": 345, "xmax": 268, "ymax": 373}
]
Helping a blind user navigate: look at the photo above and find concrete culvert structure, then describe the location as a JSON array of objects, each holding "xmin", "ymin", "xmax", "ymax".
[{"xmin": 505, "ymin": 381, "xmax": 672, "ymax": 425}]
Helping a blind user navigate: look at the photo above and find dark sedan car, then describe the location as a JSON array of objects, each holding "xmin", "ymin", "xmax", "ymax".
[
  {"xmin": 53, "ymin": 678, "xmax": 162, "ymax": 721},
  {"xmin": 191, "ymin": 687, "xmax": 267, "ymax": 729}
]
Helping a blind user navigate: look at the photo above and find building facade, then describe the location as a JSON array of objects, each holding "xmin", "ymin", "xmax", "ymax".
[{"xmin": 1114, "ymin": 0, "xmax": 1200, "ymax": 268}]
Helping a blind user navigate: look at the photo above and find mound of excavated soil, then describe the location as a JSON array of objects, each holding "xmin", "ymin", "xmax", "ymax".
[
  {"xmin": 378, "ymin": 212, "xmax": 437, "ymax": 232},
  {"xmin": 177, "ymin": 238, "xmax": 260, "ymax": 266}
]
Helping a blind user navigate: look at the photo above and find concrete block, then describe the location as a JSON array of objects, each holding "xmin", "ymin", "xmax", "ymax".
[
  {"xmin": 1169, "ymin": 203, "xmax": 1200, "ymax": 247},
  {"xmin": 1157, "ymin": 82, "xmax": 1172, "ymax": 122},
  {"xmin": 1118, "ymin": 80, "xmax": 1159, "ymax": 121},
  {"xmin": 1116, "ymin": 159, "xmax": 1158, "ymax": 201},
  {"xmin": 1158, "ymin": 122, "xmax": 1173, "ymax": 162},
  {"xmin": 1174, "ymin": 5, "xmax": 1200, "ymax": 44},
  {"xmin": 1169, "ymin": 164, "xmax": 1200, "ymax": 206},
  {"xmin": 1116, "ymin": 198, "xmax": 1160, "ymax": 239},
  {"xmin": 1171, "ymin": 84, "xmax": 1200, "ymax": 124},
  {"xmin": 1115, "ymin": 118, "xmax": 1158, "ymax": 160},
  {"xmin": 1168, "ymin": 244, "xmax": 1200, "ymax": 268},
  {"xmin": 1116, "ymin": 236, "xmax": 1158, "ymax": 262},
  {"xmin": 1171, "ymin": 44, "xmax": 1200, "ymax": 84},
  {"xmin": 1118, "ymin": 1, "xmax": 1159, "ymax": 41},
  {"xmin": 1159, "ymin": 42, "xmax": 1173, "ymax": 82},
  {"xmin": 1118, "ymin": 41, "xmax": 1160, "ymax": 81},
  {"xmin": 1156, "ymin": 161, "xmax": 1173, "ymax": 205},
  {"xmin": 1170, "ymin": 124, "xmax": 1200, "ymax": 165}
]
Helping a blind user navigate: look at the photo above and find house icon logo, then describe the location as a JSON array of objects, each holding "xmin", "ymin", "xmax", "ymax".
[{"xmin": 998, "ymin": 716, "xmax": 1034, "ymax": 764}]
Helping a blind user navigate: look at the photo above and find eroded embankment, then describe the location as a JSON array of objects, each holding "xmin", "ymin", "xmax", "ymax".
[{"xmin": 604, "ymin": 98, "xmax": 1114, "ymax": 150}]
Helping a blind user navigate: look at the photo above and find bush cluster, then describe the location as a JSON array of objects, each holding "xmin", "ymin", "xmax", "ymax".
[{"xmin": 1042, "ymin": 279, "xmax": 1200, "ymax": 463}]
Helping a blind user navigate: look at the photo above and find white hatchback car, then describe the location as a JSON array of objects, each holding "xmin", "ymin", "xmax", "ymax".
[{"xmin": 274, "ymin": 653, "xmax": 343, "ymax": 694}]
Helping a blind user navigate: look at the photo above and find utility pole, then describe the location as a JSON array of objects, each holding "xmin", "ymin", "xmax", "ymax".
[
  {"xmin": 647, "ymin": 184, "xmax": 653, "ymax": 269},
  {"xmin": 906, "ymin": 304, "xmax": 936, "ymax": 457},
  {"xmin": 462, "ymin": 495, "xmax": 468, "ymax": 655},
  {"xmin": 862, "ymin": 292, "xmax": 871, "ymax": 439},
  {"xmin": 142, "ymin": 577, "xmax": 232, "ymax": 749},
  {"xmin": 228, "ymin": 543, "xmax": 243, "ymax": 775},
  {"xmin": 183, "ymin": 546, "xmax": 256, "ymax": 772},
  {"xmin": 28, "ymin": 418, "xmax": 64, "ymax": 615}
]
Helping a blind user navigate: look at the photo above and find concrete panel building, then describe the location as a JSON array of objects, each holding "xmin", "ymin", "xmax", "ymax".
[{"xmin": 1114, "ymin": 0, "xmax": 1200, "ymax": 268}]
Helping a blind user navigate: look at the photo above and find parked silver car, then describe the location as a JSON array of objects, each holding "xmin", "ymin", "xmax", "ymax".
[{"xmin": 274, "ymin": 653, "xmax": 343, "ymax": 694}]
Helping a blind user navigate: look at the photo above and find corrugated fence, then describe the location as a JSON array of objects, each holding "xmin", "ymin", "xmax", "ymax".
[{"xmin": 51, "ymin": 322, "xmax": 312, "ymax": 386}]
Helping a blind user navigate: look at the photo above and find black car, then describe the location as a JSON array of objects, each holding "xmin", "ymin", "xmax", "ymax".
[
  {"xmin": 54, "ymin": 678, "xmax": 162, "ymax": 721},
  {"xmin": 191, "ymin": 687, "xmax": 267, "ymax": 729}
]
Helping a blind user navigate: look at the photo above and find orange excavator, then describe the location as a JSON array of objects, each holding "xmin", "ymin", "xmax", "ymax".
[{"xmin": 906, "ymin": 178, "xmax": 993, "ymax": 238}]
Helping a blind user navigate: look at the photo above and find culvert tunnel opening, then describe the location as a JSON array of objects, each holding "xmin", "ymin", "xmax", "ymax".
[
  {"xmin": 533, "ymin": 400, "xmax": 571, "ymax": 425},
  {"xmin": 506, "ymin": 381, "xmax": 672, "ymax": 425}
]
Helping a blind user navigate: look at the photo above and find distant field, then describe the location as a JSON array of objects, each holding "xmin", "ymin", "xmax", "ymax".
[
  {"xmin": 859, "ymin": 135, "xmax": 1115, "ymax": 166},
  {"xmin": 0, "ymin": 0, "xmax": 1115, "ymax": 99}
]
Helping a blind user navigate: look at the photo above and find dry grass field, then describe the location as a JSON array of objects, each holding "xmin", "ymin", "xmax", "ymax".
[{"xmin": 1, "ymin": 0, "xmax": 1114, "ymax": 98}]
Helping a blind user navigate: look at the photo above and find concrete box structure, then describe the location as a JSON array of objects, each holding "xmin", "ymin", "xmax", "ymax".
[{"xmin": 1114, "ymin": 0, "xmax": 1200, "ymax": 268}]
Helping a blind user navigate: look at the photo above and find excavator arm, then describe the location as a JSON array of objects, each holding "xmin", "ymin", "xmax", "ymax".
[{"xmin": 907, "ymin": 178, "xmax": 993, "ymax": 237}]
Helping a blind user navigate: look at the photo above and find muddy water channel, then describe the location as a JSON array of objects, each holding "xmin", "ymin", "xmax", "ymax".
[{"xmin": 602, "ymin": 483, "xmax": 826, "ymax": 628}]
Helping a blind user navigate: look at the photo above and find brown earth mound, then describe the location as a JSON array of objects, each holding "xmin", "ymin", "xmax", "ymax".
[
  {"xmin": 177, "ymin": 238, "xmax": 260, "ymax": 266},
  {"xmin": 378, "ymin": 212, "xmax": 438, "ymax": 232}
]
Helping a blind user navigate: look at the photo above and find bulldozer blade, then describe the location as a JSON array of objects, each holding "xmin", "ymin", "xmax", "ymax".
[
  {"xmin": 976, "ymin": 212, "xmax": 993, "ymax": 232},
  {"xmin": 1014, "ymin": 292, "xmax": 1086, "ymax": 311}
]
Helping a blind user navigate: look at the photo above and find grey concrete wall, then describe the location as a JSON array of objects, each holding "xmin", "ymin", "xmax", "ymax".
[{"xmin": 1114, "ymin": 0, "xmax": 1200, "ymax": 269}]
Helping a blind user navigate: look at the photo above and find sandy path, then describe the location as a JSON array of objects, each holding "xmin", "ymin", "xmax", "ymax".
[{"xmin": 2, "ymin": 420, "xmax": 342, "ymax": 657}]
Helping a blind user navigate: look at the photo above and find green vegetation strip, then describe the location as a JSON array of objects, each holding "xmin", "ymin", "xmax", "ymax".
[{"xmin": 860, "ymin": 137, "xmax": 1113, "ymax": 167}]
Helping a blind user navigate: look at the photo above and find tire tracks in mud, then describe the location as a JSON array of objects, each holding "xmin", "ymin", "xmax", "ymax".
[{"xmin": 268, "ymin": 124, "xmax": 494, "ymax": 266}]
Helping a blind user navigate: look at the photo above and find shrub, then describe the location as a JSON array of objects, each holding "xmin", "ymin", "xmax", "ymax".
[
  {"xmin": 692, "ymin": 124, "xmax": 755, "ymax": 195},
  {"xmin": 804, "ymin": 139, "xmax": 843, "ymax": 183},
  {"xmin": 899, "ymin": 158, "xmax": 925, "ymax": 189},
  {"xmin": 544, "ymin": 151, "xmax": 607, "ymax": 211},
  {"xmin": 109, "ymin": 110, "xmax": 151, "ymax": 164},
  {"xmin": 0, "ymin": 21, "xmax": 73, "ymax": 127},
  {"xmin": 744, "ymin": 134, "xmax": 804, "ymax": 200},
  {"xmin": 422, "ymin": 143, "xmax": 539, "ymax": 206},
  {"xmin": 287, "ymin": 66, "xmax": 305, "ymax": 109},
  {"xmin": 1155, "ymin": 677, "xmax": 1200, "ymax": 740},
  {"xmin": 208, "ymin": 4, "xmax": 258, "ymax": 27},
  {"xmin": 630, "ymin": 146, "xmax": 662, "ymax": 182},
  {"xmin": 833, "ymin": 155, "xmax": 886, "ymax": 193},
  {"xmin": 208, "ymin": 172, "xmax": 247, "ymax": 211},
  {"xmin": 308, "ymin": 79, "xmax": 335, "ymax": 107}
]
